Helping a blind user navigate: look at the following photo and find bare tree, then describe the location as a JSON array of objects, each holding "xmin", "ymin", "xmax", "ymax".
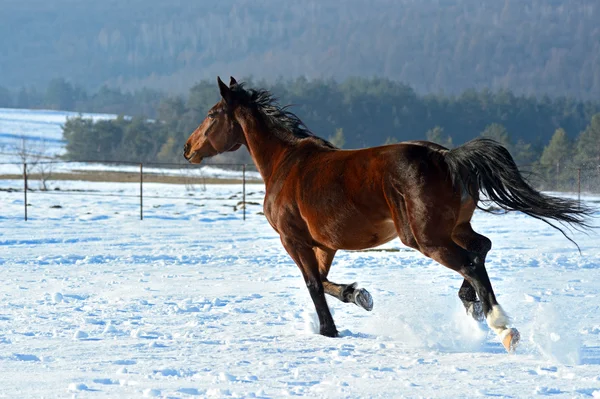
[
  {"xmin": 13, "ymin": 136, "xmax": 54, "ymax": 191},
  {"xmin": 181, "ymin": 166, "xmax": 206, "ymax": 192}
]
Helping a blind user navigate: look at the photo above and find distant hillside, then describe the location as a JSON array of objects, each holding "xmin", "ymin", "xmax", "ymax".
[{"xmin": 2, "ymin": 0, "xmax": 600, "ymax": 98}]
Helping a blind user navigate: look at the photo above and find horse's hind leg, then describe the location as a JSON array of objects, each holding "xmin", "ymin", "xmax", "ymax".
[
  {"xmin": 316, "ymin": 248, "xmax": 373, "ymax": 311},
  {"xmin": 452, "ymin": 222, "xmax": 492, "ymax": 321},
  {"xmin": 458, "ymin": 280, "xmax": 484, "ymax": 321},
  {"xmin": 404, "ymin": 195, "xmax": 519, "ymax": 351}
]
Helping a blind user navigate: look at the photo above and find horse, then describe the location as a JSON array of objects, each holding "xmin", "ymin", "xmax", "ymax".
[{"xmin": 183, "ymin": 77, "xmax": 593, "ymax": 352}]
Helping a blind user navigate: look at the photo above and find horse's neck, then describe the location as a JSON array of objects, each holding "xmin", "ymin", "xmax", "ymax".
[{"xmin": 237, "ymin": 111, "xmax": 293, "ymax": 184}]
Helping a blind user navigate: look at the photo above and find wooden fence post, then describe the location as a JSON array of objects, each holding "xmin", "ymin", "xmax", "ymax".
[
  {"xmin": 577, "ymin": 168, "xmax": 581, "ymax": 208},
  {"xmin": 23, "ymin": 163, "xmax": 28, "ymax": 221},
  {"xmin": 242, "ymin": 164, "xmax": 246, "ymax": 221},
  {"xmin": 140, "ymin": 163, "xmax": 143, "ymax": 220}
]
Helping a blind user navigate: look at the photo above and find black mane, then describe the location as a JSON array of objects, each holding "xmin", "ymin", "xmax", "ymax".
[{"xmin": 231, "ymin": 83, "xmax": 337, "ymax": 149}]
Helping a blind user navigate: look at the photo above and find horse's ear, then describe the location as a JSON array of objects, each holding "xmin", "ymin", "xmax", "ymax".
[
  {"xmin": 229, "ymin": 76, "xmax": 238, "ymax": 87},
  {"xmin": 217, "ymin": 76, "xmax": 232, "ymax": 103}
]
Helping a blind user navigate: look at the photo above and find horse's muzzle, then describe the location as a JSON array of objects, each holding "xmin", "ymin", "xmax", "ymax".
[
  {"xmin": 184, "ymin": 150, "xmax": 203, "ymax": 164},
  {"xmin": 183, "ymin": 143, "xmax": 194, "ymax": 161}
]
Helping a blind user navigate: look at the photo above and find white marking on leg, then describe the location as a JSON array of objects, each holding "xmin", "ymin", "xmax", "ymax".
[
  {"xmin": 486, "ymin": 305, "xmax": 521, "ymax": 351},
  {"xmin": 486, "ymin": 304, "xmax": 511, "ymax": 335}
]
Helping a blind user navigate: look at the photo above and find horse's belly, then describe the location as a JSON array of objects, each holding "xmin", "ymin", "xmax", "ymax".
[{"xmin": 312, "ymin": 218, "xmax": 398, "ymax": 251}]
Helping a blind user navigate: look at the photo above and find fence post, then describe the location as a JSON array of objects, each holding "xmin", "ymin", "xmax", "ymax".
[
  {"xmin": 140, "ymin": 163, "xmax": 143, "ymax": 220},
  {"xmin": 577, "ymin": 168, "xmax": 581, "ymax": 208},
  {"xmin": 23, "ymin": 162, "xmax": 28, "ymax": 221},
  {"xmin": 242, "ymin": 164, "xmax": 246, "ymax": 221}
]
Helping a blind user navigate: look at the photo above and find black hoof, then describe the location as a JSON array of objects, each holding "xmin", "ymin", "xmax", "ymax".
[
  {"xmin": 466, "ymin": 301, "xmax": 484, "ymax": 322},
  {"xmin": 354, "ymin": 288, "xmax": 373, "ymax": 311},
  {"xmin": 320, "ymin": 325, "xmax": 339, "ymax": 337}
]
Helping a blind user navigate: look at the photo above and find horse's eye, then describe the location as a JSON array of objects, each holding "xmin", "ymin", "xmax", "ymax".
[{"xmin": 208, "ymin": 112, "xmax": 216, "ymax": 119}]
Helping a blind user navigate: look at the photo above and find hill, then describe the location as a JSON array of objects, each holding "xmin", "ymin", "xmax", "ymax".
[{"xmin": 2, "ymin": 0, "xmax": 599, "ymax": 98}]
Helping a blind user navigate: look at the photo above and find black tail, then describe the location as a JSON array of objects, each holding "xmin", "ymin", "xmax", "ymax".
[{"xmin": 445, "ymin": 138, "xmax": 594, "ymax": 250}]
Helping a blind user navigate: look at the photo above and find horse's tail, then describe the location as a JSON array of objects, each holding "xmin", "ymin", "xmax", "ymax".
[{"xmin": 444, "ymin": 138, "xmax": 594, "ymax": 248}]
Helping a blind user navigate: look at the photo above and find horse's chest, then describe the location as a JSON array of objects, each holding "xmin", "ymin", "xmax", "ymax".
[{"xmin": 262, "ymin": 197, "xmax": 281, "ymax": 234}]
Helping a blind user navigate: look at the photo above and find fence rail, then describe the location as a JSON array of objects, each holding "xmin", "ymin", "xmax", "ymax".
[
  {"xmin": 521, "ymin": 162, "xmax": 600, "ymax": 201},
  {"xmin": 0, "ymin": 160, "xmax": 261, "ymax": 221},
  {"xmin": 1, "ymin": 160, "xmax": 598, "ymax": 222}
]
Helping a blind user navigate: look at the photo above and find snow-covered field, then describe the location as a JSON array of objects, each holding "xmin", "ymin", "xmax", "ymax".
[
  {"xmin": 1, "ymin": 108, "xmax": 600, "ymax": 397},
  {"xmin": 1, "ymin": 178, "xmax": 600, "ymax": 398},
  {"xmin": 0, "ymin": 108, "xmax": 260, "ymax": 180},
  {"xmin": 0, "ymin": 108, "xmax": 115, "ymax": 161}
]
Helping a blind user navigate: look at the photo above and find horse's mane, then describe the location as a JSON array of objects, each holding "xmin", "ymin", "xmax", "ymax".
[{"xmin": 231, "ymin": 83, "xmax": 337, "ymax": 149}]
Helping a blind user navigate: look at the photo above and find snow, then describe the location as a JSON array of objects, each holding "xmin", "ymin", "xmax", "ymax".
[
  {"xmin": 1, "ymin": 178, "xmax": 599, "ymax": 398},
  {"xmin": 1, "ymin": 109, "xmax": 600, "ymax": 397},
  {"xmin": 0, "ymin": 107, "xmax": 115, "ymax": 160}
]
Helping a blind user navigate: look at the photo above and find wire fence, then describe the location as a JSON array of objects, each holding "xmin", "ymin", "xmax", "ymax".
[
  {"xmin": 520, "ymin": 162, "xmax": 600, "ymax": 202},
  {"xmin": 1, "ymin": 160, "xmax": 598, "ymax": 221},
  {"xmin": 0, "ymin": 160, "xmax": 263, "ymax": 221}
]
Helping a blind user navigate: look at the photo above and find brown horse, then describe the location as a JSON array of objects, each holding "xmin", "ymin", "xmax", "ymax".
[{"xmin": 184, "ymin": 77, "xmax": 592, "ymax": 352}]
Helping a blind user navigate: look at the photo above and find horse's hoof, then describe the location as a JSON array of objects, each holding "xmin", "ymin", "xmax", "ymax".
[
  {"xmin": 354, "ymin": 288, "xmax": 373, "ymax": 311},
  {"xmin": 320, "ymin": 326, "xmax": 339, "ymax": 338},
  {"xmin": 467, "ymin": 301, "xmax": 485, "ymax": 322},
  {"xmin": 501, "ymin": 328, "xmax": 520, "ymax": 353}
]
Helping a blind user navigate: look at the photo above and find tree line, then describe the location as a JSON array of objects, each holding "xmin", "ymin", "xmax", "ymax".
[{"xmin": 54, "ymin": 77, "xmax": 600, "ymax": 191}]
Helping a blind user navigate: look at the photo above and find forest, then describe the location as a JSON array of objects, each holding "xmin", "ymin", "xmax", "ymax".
[
  {"xmin": 2, "ymin": 0, "xmax": 600, "ymax": 99},
  {"xmin": 3, "ymin": 1, "xmax": 600, "ymax": 191}
]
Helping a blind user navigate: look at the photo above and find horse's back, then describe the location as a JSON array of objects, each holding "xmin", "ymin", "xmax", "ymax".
[
  {"xmin": 400, "ymin": 140, "xmax": 450, "ymax": 152},
  {"xmin": 284, "ymin": 140, "xmax": 451, "ymax": 199}
]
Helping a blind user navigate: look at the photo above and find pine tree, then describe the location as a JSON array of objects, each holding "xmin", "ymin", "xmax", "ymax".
[
  {"xmin": 480, "ymin": 123, "xmax": 512, "ymax": 149},
  {"xmin": 575, "ymin": 113, "xmax": 600, "ymax": 191},
  {"xmin": 45, "ymin": 78, "xmax": 76, "ymax": 110},
  {"xmin": 539, "ymin": 128, "xmax": 573, "ymax": 189},
  {"xmin": 157, "ymin": 136, "xmax": 177, "ymax": 162},
  {"xmin": 328, "ymin": 128, "xmax": 345, "ymax": 148},
  {"xmin": 575, "ymin": 113, "xmax": 600, "ymax": 167},
  {"xmin": 425, "ymin": 126, "xmax": 454, "ymax": 148},
  {"xmin": 513, "ymin": 139, "xmax": 536, "ymax": 166}
]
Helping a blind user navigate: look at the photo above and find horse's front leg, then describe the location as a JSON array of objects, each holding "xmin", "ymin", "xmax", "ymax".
[
  {"xmin": 316, "ymin": 247, "xmax": 373, "ymax": 311},
  {"xmin": 281, "ymin": 238, "xmax": 338, "ymax": 337}
]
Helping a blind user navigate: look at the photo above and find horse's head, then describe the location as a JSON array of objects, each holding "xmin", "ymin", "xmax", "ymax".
[{"xmin": 183, "ymin": 76, "xmax": 244, "ymax": 164}]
